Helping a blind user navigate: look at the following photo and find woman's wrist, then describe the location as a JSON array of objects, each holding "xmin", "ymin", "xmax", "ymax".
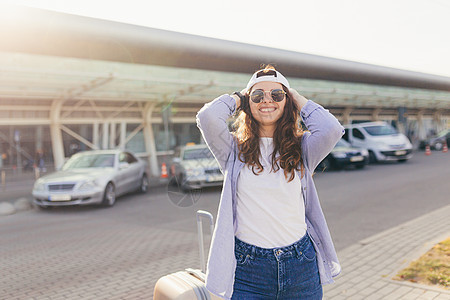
[{"xmin": 231, "ymin": 92, "xmax": 242, "ymax": 110}]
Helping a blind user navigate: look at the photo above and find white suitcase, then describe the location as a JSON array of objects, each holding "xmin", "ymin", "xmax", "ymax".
[{"xmin": 153, "ymin": 210, "xmax": 222, "ymax": 300}]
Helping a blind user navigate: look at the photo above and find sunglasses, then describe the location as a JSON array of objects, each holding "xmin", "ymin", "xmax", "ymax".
[{"xmin": 249, "ymin": 89, "xmax": 287, "ymax": 103}]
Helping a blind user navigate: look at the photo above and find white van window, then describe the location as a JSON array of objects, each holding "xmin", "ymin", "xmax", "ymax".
[
  {"xmin": 353, "ymin": 128, "xmax": 365, "ymax": 140},
  {"xmin": 363, "ymin": 125, "xmax": 397, "ymax": 136}
]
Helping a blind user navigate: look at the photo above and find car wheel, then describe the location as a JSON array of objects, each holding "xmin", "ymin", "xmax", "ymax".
[
  {"xmin": 181, "ymin": 185, "xmax": 191, "ymax": 193},
  {"xmin": 102, "ymin": 182, "xmax": 116, "ymax": 207},
  {"xmin": 168, "ymin": 176, "xmax": 178, "ymax": 187},
  {"xmin": 177, "ymin": 174, "xmax": 191, "ymax": 193},
  {"xmin": 369, "ymin": 151, "xmax": 378, "ymax": 163},
  {"xmin": 139, "ymin": 174, "xmax": 149, "ymax": 193}
]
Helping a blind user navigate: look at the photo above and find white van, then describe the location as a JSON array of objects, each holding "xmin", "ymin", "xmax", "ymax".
[{"xmin": 343, "ymin": 121, "xmax": 413, "ymax": 163}]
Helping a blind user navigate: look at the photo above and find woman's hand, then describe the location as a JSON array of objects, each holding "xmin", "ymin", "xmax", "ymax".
[{"xmin": 289, "ymin": 88, "xmax": 308, "ymax": 111}]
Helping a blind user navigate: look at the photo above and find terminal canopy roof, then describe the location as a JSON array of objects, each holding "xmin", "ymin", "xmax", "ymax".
[{"xmin": 1, "ymin": 52, "xmax": 450, "ymax": 111}]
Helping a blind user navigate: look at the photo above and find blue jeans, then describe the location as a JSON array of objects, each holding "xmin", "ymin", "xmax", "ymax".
[{"xmin": 232, "ymin": 234, "xmax": 323, "ymax": 299}]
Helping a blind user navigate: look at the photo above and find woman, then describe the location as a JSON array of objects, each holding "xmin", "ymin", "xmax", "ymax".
[{"xmin": 196, "ymin": 65, "xmax": 343, "ymax": 299}]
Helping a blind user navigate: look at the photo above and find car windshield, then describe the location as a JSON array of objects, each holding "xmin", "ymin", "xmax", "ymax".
[
  {"xmin": 336, "ymin": 139, "xmax": 350, "ymax": 147},
  {"xmin": 436, "ymin": 130, "xmax": 449, "ymax": 138},
  {"xmin": 363, "ymin": 125, "xmax": 398, "ymax": 136},
  {"xmin": 183, "ymin": 148, "xmax": 214, "ymax": 160},
  {"xmin": 62, "ymin": 154, "xmax": 115, "ymax": 170}
]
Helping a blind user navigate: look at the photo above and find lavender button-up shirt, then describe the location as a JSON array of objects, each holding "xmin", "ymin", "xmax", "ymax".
[{"xmin": 196, "ymin": 95, "xmax": 344, "ymax": 299}]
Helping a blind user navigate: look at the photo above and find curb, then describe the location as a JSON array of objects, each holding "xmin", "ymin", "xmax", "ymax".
[
  {"xmin": 0, "ymin": 198, "xmax": 34, "ymax": 216},
  {"xmin": 0, "ymin": 202, "xmax": 15, "ymax": 216}
]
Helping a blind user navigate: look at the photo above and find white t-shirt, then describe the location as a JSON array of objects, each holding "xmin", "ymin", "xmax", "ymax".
[{"xmin": 235, "ymin": 137, "xmax": 307, "ymax": 248}]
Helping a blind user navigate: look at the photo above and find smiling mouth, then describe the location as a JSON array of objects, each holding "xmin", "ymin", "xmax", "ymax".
[{"xmin": 259, "ymin": 107, "xmax": 276, "ymax": 112}]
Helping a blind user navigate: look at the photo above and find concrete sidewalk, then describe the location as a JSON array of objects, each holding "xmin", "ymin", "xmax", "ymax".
[{"xmin": 324, "ymin": 204, "xmax": 450, "ymax": 300}]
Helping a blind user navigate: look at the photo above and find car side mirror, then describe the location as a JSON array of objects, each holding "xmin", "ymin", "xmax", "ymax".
[{"xmin": 119, "ymin": 162, "xmax": 129, "ymax": 170}]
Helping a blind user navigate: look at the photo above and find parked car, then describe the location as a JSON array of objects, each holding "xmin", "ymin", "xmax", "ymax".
[
  {"xmin": 170, "ymin": 144, "xmax": 223, "ymax": 192},
  {"xmin": 419, "ymin": 129, "xmax": 450, "ymax": 150},
  {"xmin": 317, "ymin": 139, "xmax": 369, "ymax": 171},
  {"xmin": 343, "ymin": 122, "xmax": 413, "ymax": 163},
  {"xmin": 32, "ymin": 150, "xmax": 149, "ymax": 208}
]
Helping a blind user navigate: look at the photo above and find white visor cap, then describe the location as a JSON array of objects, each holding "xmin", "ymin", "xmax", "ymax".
[{"xmin": 245, "ymin": 69, "xmax": 290, "ymax": 91}]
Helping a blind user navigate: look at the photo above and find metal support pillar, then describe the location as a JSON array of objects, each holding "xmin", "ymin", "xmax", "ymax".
[
  {"xmin": 143, "ymin": 103, "xmax": 159, "ymax": 177},
  {"xmin": 93, "ymin": 123, "xmax": 99, "ymax": 149},
  {"xmin": 417, "ymin": 110, "xmax": 427, "ymax": 141},
  {"xmin": 120, "ymin": 122, "xmax": 126, "ymax": 150},
  {"xmin": 79, "ymin": 125, "xmax": 88, "ymax": 151},
  {"xmin": 36, "ymin": 126, "xmax": 43, "ymax": 152},
  {"xmin": 342, "ymin": 107, "xmax": 353, "ymax": 125},
  {"xmin": 50, "ymin": 99, "xmax": 65, "ymax": 169},
  {"xmin": 397, "ymin": 107, "xmax": 407, "ymax": 135},
  {"xmin": 102, "ymin": 122, "xmax": 109, "ymax": 150},
  {"xmin": 433, "ymin": 111, "xmax": 443, "ymax": 133},
  {"xmin": 372, "ymin": 108, "xmax": 382, "ymax": 121},
  {"xmin": 110, "ymin": 122, "xmax": 116, "ymax": 149}
]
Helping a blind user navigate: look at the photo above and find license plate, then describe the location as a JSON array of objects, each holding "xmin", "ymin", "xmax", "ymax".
[
  {"xmin": 350, "ymin": 156, "xmax": 364, "ymax": 162},
  {"xmin": 395, "ymin": 150, "xmax": 407, "ymax": 156},
  {"xmin": 206, "ymin": 175, "xmax": 222, "ymax": 183},
  {"xmin": 49, "ymin": 194, "xmax": 71, "ymax": 201}
]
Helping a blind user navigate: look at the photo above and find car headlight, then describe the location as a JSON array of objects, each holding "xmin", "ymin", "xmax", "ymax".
[
  {"xmin": 333, "ymin": 152, "xmax": 347, "ymax": 158},
  {"xmin": 78, "ymin": 180, "xmax": 100, "ymax": 191},
  {"xmin": 185, "ymin": 168, "xmax": 203, "ymax": 177},
  {"xmin": 33, "ymin": 179, "xmax": 46, "ymax": 192}
]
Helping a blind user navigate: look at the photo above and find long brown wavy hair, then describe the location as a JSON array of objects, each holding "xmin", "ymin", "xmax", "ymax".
[{"xmin": 232, "ymin": 65, "xmax": 305, "ymax": 182}]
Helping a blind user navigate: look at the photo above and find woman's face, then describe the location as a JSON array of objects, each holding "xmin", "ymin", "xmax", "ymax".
[{"xmin": 249, "ymin": 81, "xmax": 286, "ymax": 127}]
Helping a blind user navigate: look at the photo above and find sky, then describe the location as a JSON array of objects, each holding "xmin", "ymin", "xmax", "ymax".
[{"xmin": 2, "ymin": 0, "xmax": 450, "ymax": 78}]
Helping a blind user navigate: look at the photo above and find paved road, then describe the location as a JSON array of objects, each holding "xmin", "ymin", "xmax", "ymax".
[
  {"xmin": 315, "ymin": 151, "xmax": 449, "ymax": 250},
  {"xmin": 0, "ymin": 151, "xmax": 448, "ymax": 299}
]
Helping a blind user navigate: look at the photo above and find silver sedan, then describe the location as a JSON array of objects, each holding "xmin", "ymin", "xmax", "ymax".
[{"xmin": 32, "ymin": 150, "xmax": 149, "ymax": 208}]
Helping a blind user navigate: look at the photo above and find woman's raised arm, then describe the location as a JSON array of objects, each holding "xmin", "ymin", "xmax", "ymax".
[
  {"xmin": 289, "ymin": 89, "xmax": 345, "ymax": 171},
  {"xmin": 196, "ymin": 94, "xmax": 240, "ymax": 172}
]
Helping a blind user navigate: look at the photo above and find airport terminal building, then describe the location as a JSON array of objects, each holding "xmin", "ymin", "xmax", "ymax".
[{"xmin": 1, "ymin": 6, "xmax": 449, "ymax": 177}]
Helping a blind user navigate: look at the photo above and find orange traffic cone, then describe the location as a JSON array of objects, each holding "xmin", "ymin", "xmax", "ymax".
[
  {"xmin": 425, "ymin": 145, "xmax": 431, "ymax": 156},
  {"xmin": 443, "ymin": 141, "xmax": 448, "ymax": 153},
  {"xmin": 161, "ymin": 163, "xmax": 168, "ymax": 178}
]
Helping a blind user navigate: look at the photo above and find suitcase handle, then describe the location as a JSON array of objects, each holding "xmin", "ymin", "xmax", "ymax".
[{"xmin": 196, "ymin": 210, "xmax": 214, "ymax": 273}]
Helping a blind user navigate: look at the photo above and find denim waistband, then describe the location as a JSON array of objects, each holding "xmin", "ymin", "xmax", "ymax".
[{"xmin": 234, "ymin": 233, "xmax": 311, "ymax": 261}]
